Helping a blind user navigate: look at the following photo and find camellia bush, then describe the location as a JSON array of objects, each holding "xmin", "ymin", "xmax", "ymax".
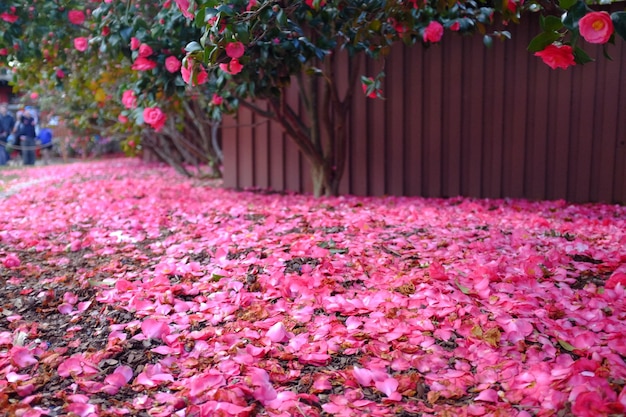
[
  {"xmin": 182, "ymin": 0, "xmax": 626, "ymax": 196},
  {"xmin": 1, "ymin": 0, "xmax": 625, "ymax": 195},
  {"xmin": 0, "ymin": 0, "xmax": 224, "ymax": 178}
]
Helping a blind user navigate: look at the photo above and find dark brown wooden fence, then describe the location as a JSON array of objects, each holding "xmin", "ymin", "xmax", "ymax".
[{"xmin": 221, "ymin": 11, "xmax": 626, "ymax": 203}]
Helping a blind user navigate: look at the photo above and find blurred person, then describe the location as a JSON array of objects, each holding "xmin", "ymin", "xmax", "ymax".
[
  {"xmin": 0, "ymin": 103, "xmax": 15, "ymax": 166},
  {"xmin": 17, "ymin": 108, "xmax": 37, "ymax": 166}
]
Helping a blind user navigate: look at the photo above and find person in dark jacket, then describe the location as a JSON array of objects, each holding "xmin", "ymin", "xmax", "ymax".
[
  {"xmin": 18, "ymin": 108, "xmax": 37, "ymax": 166},
  {"xmin": 0, "ymin": 103, "xmax": 15, "ymax": 166}
]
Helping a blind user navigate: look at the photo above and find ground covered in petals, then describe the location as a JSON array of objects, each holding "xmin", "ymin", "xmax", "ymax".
[{"xmin": 1, "ymin": 159, "xmax": 625, "ymax": 417}]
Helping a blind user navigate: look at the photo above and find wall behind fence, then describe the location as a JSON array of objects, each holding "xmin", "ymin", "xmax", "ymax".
[{"xmin": 221, "ymin": 11, "xmax": 626, "ymax": 204}]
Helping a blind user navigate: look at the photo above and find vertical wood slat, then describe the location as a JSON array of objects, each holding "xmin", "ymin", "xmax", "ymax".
[
  {"xmin": 221, "ymin": 114, "xmax": 238, "ymax": 189},
  {"xmin": 368, "ymin": 58, "xmax": 386, "ymax": 196},
  {"xmin": 237, "ymin": 105, "xmax": 254, "ymax": 188},
  {"xmin": 222, "ymin": 7, "xmax": 625, "ymax": 204},
  {"xmin": 387, "ymin": 46, "xmax": 405, "ymax": 196},
  {"xmin": 350, "ymin": 54, "xmax": 368, "ymax": 196},
  {"xmin": 405, "ymin": 44, "xmax": 424, "ymax": 197},
  {"xmin": 253, "ymin": 103, "xmax": 269, "ymax": 189},
  {"xmin": 422, "ymin": 45, "xmax": 443, "ymax": 198},
  {"xmin": 442, "ymin": 37, "xmax": 462, "ymax": 198}
]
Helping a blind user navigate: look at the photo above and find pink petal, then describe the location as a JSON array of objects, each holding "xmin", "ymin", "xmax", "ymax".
[
  {"xmin": 475, "ymin": 388, "xmax": 499, "ymax": 402},
  {"xmin": 141, "ymin": 318, "xmax": 170, "ymax": 340},
  {"xmin": 189, "ymin": 373, "xmax": 226, "ymax": 397},
  {"xmin": 58, "ymin": 357, "xmax": 83, "ymax": 377},
  {"xmin": 352, "ymin": 366, "xmax": 373, "ymax": 387},
  {"xmin": 67, "ymin": 402, "xmax": 97, "ymax": 417},
  {"xmin": 6, "ymin": 371, "xmax": 31, "ymax": 382},
  {"xmin": 266, "ymin": 322, "xmax": 288, "ymax": 343},
  {"xmin": 11, "ymin": 346, "xmax": 38, "ymax": 368},
  {"xmin": 58, "ymin": 303, "xmax": 74, "ymax": 315},
  {"xmin": 374, "ymin": 377, "xmax": 399, "ymax": 397}
]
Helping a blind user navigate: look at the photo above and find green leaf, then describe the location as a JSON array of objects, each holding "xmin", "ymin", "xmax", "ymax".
[
  {"xmin": 195, "ymin": 7, "xmax": 206, "ymax": 29},
  {"xmin": 558, "ymin": 339, "xmax": 576, "ymax": 351},
  {"xmin": 211, "ymin": 273, "xmax": 225, "ymax": 282},
  {"xmin": 483, "ymin": 35, "xmax": 493, "ymax": 48},
  {"xmin": 276, "ymin": 9, "xmax": 287, "ymax": 26},
  {"xmin": 563, "ymin": 1, "xmax": 591, "ymax": 31},
  {"xmin": 329, "ymin": 248, "xmax": 349, "ymax": 255},
  {"xmin": 185, "ymin": 41, "xmax": 203, "ymax": 53},
  {"xmin": 527, "ymin": 31, "xmax": 561, "ymax": 52},
  {"xmin": 573, "ymin": 46, "xmax": 594, "ymax": 64},
  {"xmin": 456, "ymin": 281, "xmax": 471, "ymax": 295},
  {"xmin": 559, "ymin": 0, "xmax": 578, "ymax": 10},
  {"xmin": 612, "ymin": 11, "xmax": 626, "ymax": 42},
  {"xmin": 542, "ymin": 15, "xmax": 564, "ymax": 32}
]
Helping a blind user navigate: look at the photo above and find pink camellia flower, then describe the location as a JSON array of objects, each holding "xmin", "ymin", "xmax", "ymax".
[
  {"xmin": 68, "ymin": 10, "xmax": 85, "ymax": 25},
  {"xmin": 121, "ymin": 90, "xmax": 137, "ymax": 109},
  {"xmin": 578, "ymin": 11, "xmax": 614, "ymax": 44},
  {"xmin": 181, "ymin": 59, "xmax": 208, "ymax": 85},
  {"xmin": 174, "ymin": 0, "xmax": 194, "ymax": 19},
  {"xmin": 143, "ymin": 107, "xmax": 167, "ymax": 132},
  {"xmin": 225, "ymin": 42, "xmax": 245, "ymax": 59},
  {"xmin": 1, "ymin": 12, "xmax": 19, "ymax": 23},
  {"xmin": 535, "ymin": 44, "xmax": 575, "ymax": 70},
  {"xmin": 130, "ymin": 37, "xmax": 140, "ymax": 50},
  {"xmin": 73, "ymin": 37, "xmax": 89, "ymax": 52},
  {"xmin": 165, "ymin": 56, "xmax": 181, "ymax": 73},
  {"xmin": 0, "ymin": 48, "xmax": 7, "ymax": 56},
  {"xmin": 56, "ymin": 69, "xmax": 65, "ymax": 78},
  {"xmin": 450, "ymin": 21, "xmax": 461, "ymax": 31},
  {"xmin": 211, "ymin": 94, "xmax": 223, "ymax": 106},
  {"xmin": 219, "ymin": 59, "xmax": 243, "ymax": 75},
  {"xmin": 131, "ymin": 57, "xmax": 157, "ymax": 71},
  {"xmin": 102, "ymin": 26, "xmax": 110, "ymax": 36},
  {"xmin": 118, "ymin": 114, "xmax": 128, "ymax": 124},
  {"xmin": 138, "ymin": 43, "xmax": 153, "ymax": 57},
  {"xmin": 423, "ymin": 21, "xmax": 444, "ymax": 43}
]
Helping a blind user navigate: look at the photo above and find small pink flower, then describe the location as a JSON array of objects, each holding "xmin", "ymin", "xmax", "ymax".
[
  {"xmin": 174, "ymin": 0, "xmax": 194, "ymax": 19},
  {"xmin": 143, "ymin": 107, "xmax": 167, "ymax": 131},
  {"xmin": 181, "ymin": 60, "xmax": 208, "ymax": 85},
  {"xmin": 138, "ymin": 43, "xmax": 153, "ymax": 57},
  {"xmin": 1, "ymin": 12, "xmax": 19, "ymax": 23},
  {"xmin": 225, "ymin": 42, "xmax": 245, "ymax": 59},
  {"xmin": 535, "ymin": 44, "xmax": 575, "ymax": 70},
  {"xmin": 56, "ymin": 69, "xmax": 65, "ymax": 78},
  {"xmin": 131, "ymin": 57, "xmax": 157, "ymax": 71},
  {"xmin": 121, "ymin": 90, "xmax": 137, "ymax": 109},
  {"xmin": 118, "ymin": 114, "xmax": 128, "ymax": 123},
  {"xmin": 450, "ymin": 21, "xmax": 461, "ymax": 31},
  {"xmin": 73, "ymin": 37, "xmax": 89, "ymax": 52},
  {"xmin": 211, "ymin": 94, "xmax": 223, "ymax": 106},
  {"xmin": 423, "ymin": 21, "xmax": 444, "ymax": 43},
  {"xmin": 130, "ymin": 37, "xmax": 140, "ymax": 50},
  {"xmin": 579, "ymin": 11, "xmax": 614, "ymax": 44},
  {"xmin": 219, "ymin": 59, "xmax": 243, "ymax": 75},
  {"xmin": 165, "ymin": 56, "xmax": 181, "ymax": 73},
  {"xmin": 0, "ymin": 48, "xmax": 7, "ymax": 56},
  {"xmin": 68, "ymin": 10, "xmax": 85, "ymax": 25}
]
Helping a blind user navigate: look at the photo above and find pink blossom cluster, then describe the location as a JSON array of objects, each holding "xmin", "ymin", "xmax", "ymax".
[{"xmin": 0, "ymin": 159, "xmax": 625, "ymax": 416}]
